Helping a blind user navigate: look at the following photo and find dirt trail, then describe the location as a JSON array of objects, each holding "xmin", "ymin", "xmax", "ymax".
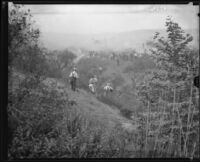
[
  {"xmin": 50, "ymin": 78, "xmax": 137, "ymax": 132},
  {"xmin": 73, "ymin": 54, "xmax": 85, "ymax": 64},
  {"xmin": 12, "ymin": 67, "xmax": 137, "ymax": 132},
  {"xmin": 54, "ymin": 57, "xmax": 137, "ymax": 132}
]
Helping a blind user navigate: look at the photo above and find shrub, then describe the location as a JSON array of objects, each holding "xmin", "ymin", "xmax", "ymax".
[
  {"xmin": 8, "ymin": 74, "xmax": 69, "ymax": 159},
  {"xmin": 77, "ymin": 57, "xmax": 107, "ymax": 90},
  {"xmin": 8, "ymin": 76, "xmax": 138, "ymax": 158}
]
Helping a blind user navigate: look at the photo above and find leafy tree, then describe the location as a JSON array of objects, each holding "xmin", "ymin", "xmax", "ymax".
[
  {"xmin": 136, "ymin": 17, "xmax": 199, "ymax": 158},
  {"xmin": 150, "ymin": 16, "xmax": 196, "ymax": 82},
  {"xmin": 8, "ymin": 3, "xmax": 52, "ymax": 80},
  {"xmin": 8, "ymin": 3, "xmax": 40, "ymax": 62},
  {"xmin": 139, "ymin": 16, "xmax": 198, "ymax": 101},
  {"xmin": 8, "ymin": 4, "xmax": 51, "ymax": 153},
  {"xmin": 57, "ymin": 49, "xmax": 77, "ymax": 71}
]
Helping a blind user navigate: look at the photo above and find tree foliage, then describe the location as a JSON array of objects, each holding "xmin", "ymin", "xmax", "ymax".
[
  {"xmin": 8, "ymin": 3, "xmax": 40, "ymax": 60},
  {"xmin": 136, "ymin": 17, "xmax": 199, "ymax": 158},
  {"xmin": 57, "ymin": 49, "xmax": 77, "ymax": 70}
]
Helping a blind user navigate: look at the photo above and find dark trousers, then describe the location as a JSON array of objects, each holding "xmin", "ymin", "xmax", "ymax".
[{"xmin": 70, "ymin": 78, "xmax": 77, "ymax": 91}]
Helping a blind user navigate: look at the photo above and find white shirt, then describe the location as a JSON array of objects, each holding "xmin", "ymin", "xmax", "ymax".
[
  {"xmin": 104, "ymin": 85, "xmax": 113, "ymax": 91},
  {"xmin": 89, "ymin": 77, "xmax": 98, "ymax": 84},
  {"xmin": 69, "ymin": 71, "xmax": 79, "ymax": 78}
]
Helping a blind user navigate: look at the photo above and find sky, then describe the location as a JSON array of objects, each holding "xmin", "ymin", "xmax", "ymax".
[{"xmin": 23, "ymin": 4, "xmax": 199, "ymax": 35}]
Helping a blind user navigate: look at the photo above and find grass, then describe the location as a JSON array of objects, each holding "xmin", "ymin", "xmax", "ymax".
[
  {"xmin": 8, "ymin": 71, "xmax": 140, "ymax": 159},
  {"xmin": 8, "ymin": 56, "xmax": 199, "ymax": 159}
]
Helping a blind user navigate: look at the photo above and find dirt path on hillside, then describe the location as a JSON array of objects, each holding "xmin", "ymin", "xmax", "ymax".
[
  {"xmin": 73, "ymin": 54, "xmax": 85, "ymax": 63},
  {"xmin": 48, "ymin": 78, "xmax": 138, "ymax": 132}
]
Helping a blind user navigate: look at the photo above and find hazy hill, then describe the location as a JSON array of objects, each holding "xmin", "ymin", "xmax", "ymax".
[{"xmin": 40, "ymin": 29, "xmax": 198, "ymax": 52}]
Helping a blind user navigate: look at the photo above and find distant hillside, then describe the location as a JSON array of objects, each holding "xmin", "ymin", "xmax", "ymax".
[{"xmin": 40, "ymin": 28, "xmax": 198, "ymax": 52}]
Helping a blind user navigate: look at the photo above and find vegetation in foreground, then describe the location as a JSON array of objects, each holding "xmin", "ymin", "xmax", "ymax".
[{"xmin": 8, "ymin": 4, "xmax": 199, "ymax": 159}]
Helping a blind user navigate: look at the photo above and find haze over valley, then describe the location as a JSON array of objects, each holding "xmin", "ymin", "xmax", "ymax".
[{"xmin": 40, "ymin": 28, "xmax": 198, "ymax": 53}]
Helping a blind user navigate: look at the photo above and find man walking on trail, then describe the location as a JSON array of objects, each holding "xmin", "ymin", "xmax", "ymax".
[
  {"xmin": 69, "ymin": 67, "xmax": 79, "ymax": 91},
  {"xmin": 89, "ymin": 75, "xmax": 98, "ymax": 94},
  {"xmin": 103, "ymin": 82, "xmax": 113, "ymax": 96},
  {"xmin": 98, "ymin": 66, "xmax": 103, "ymax": 74}
]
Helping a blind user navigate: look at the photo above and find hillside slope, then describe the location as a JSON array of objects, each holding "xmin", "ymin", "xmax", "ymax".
[
  {"xmin": 101, "ymin": 59, "xmax": 133, "ymax": 90},
  {"xmin": 45, "ymin": 78, "xmax": 137, "ymax": 132},
  {"xmin": 10, "ymin": 66, "xmax": 137, "ymax": 133}
]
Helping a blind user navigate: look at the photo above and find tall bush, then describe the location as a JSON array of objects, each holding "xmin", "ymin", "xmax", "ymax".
[{"xmin": 136, "ymin": 17, "xmax": 199, "ymax": 158}]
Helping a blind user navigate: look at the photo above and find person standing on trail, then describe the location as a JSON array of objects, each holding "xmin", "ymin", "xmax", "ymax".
[
  {"xmin": 69, "ymin": 67, "xmax": 79, "ymax": 91},
  {"xmin": 103, "ymin": 82, "xmax": 113, "ymax": 96},
  {"xmin": 98, "ymin": 66, "xmax": 103, "ymax": 75},
  {"xmin": 89, "ymin": 75, "xmax": 98, "ymax": 94}
]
